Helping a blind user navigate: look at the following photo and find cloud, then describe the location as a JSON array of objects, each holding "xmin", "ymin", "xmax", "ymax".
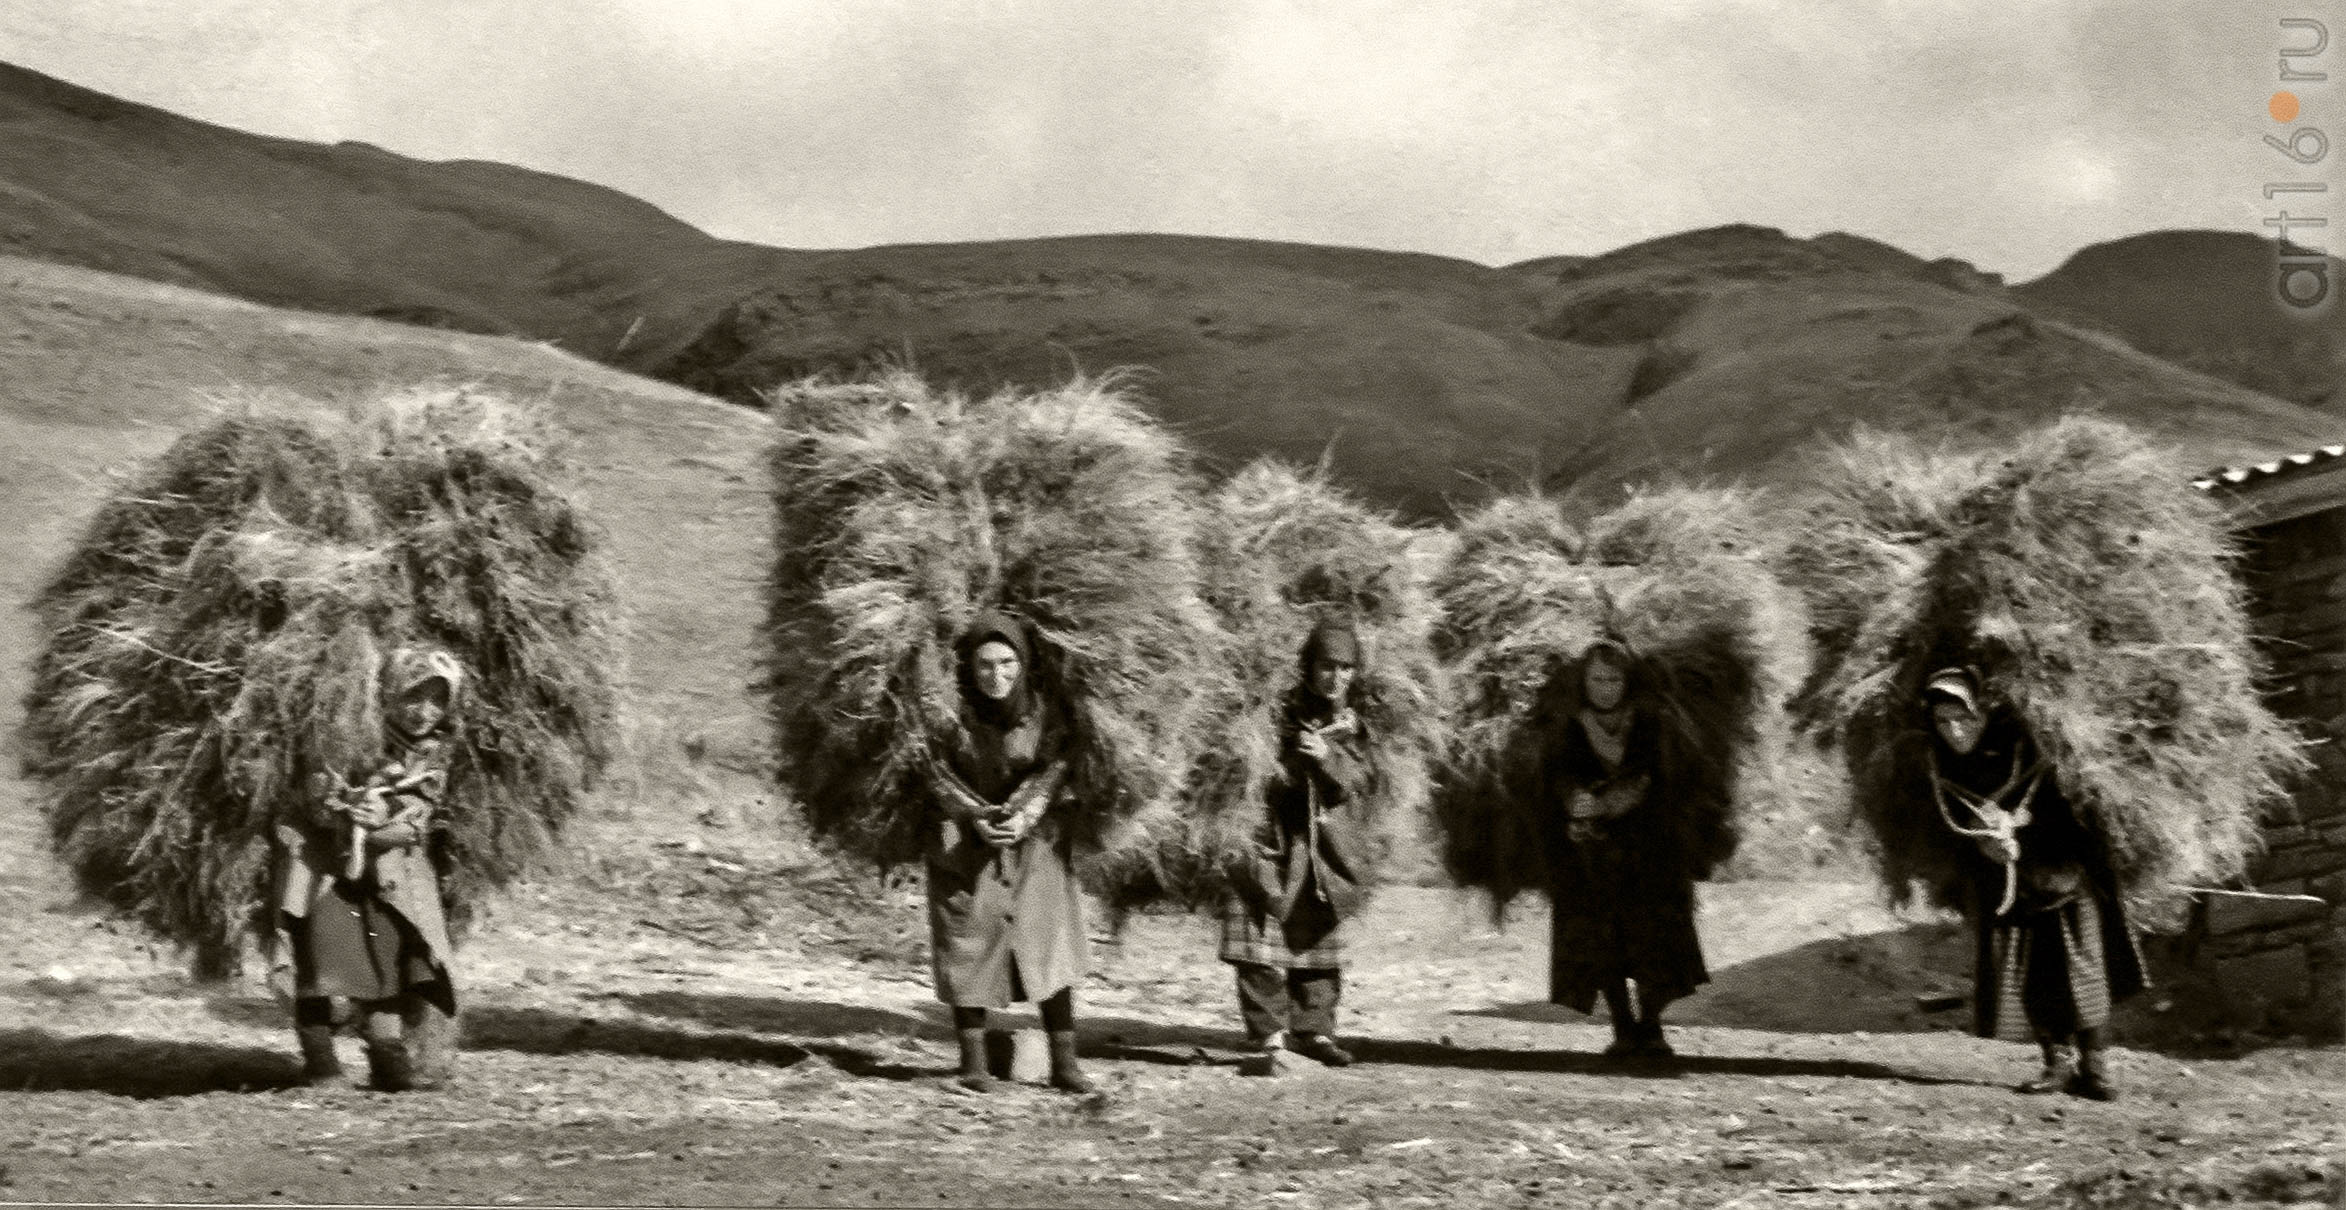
[{"xmin": 3, "ymin": 0, "xmax": 2327, "ymax": 277}]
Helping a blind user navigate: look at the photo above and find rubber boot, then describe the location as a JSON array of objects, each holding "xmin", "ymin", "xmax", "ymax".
[
  {"xmin": 293, "ymin": 997, "xmax": 344, "ymax": 1086},
  {"xmin": 1047, "ymin": 1030, "xmax": 1095, "ymax": 1095},
  {"xmin": 954, "ymin": 1028, "xmax": 994, "ymax": 1093},
  {"xmin": 363, "ymin": 1004, "xmax": 415, "ymax": 1092},
  {"xmin": 402, "ymin": 987, "xmax": 459, "ymax": 1090}
]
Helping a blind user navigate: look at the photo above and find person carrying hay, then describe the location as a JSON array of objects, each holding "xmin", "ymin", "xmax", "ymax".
[
  {"xmin": 1220, "ymin": 621, "xmax": 1383, "ymax": 1073},
  {"xmin": 926, "ymin": 613, "xmax": 1096, "ymax": 1096},
  {"xmin": 1533, "ymin": 636, "xmax": 1711, "ymax": 1061},
  {"xmin": 270, "ymin": 644, "xmax": 464, "ymax": 1092},
  {"xmin": 1919, "ymin": 667, "xmax": 2146, "ymax": 1101},
  {"xmin": 1787, "ymin": 419, "xmax": 2305, "ymax": 1100},
  {"xmin": 1433, "ymin": 489, "xmax": 1784, "ymax": 1062}
]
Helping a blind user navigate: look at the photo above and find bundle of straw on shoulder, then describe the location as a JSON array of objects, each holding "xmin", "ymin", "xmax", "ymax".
[
  {"xmin": 1785, "ymin": 417, "xmax": 2307, "ymax": 926},
  {"xmin": 1098, "ymin": 460, "xmax": 1449, "ymax": 914},
  {"xmin": 23, "ymin": 387, "xmax": 621, "ymax": 977},
  {"xmin": 763, "ymin": 370, "xmax": 1222, "ymax": 878},
  {"xmin": 1431, "ymin": 487, "xmax": 1805, "ymax": 913}
]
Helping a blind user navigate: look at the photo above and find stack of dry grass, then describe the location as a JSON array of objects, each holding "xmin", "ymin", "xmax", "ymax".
[
  {"xmin": 763, "ymin": 370, "xmax": 1221, "ymax": 880},
  {"xmin": 1099, "ymin": 460, "xmax": 1450, "ymax": 913},
  {"xmin": 1431, "ymin": 487, "xmax": 1807, "ymax": 912},
  {"xmin": 1785, "ymin": 417, "xmax": 2306, "ymax": 926},
  {"xmin": 22, "ymin": 386, "xmax": 622, "ymax": 977}
]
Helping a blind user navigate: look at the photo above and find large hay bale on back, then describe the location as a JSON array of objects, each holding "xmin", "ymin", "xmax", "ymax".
[
  {"xmin": 763, "ymin": 370, "xmax": 1220, "ymax": 879},
  {"xmin": 1785, "ymin": 417, "xmax": 2306, "ymax": 927},
  {"xmin": 22, "ymin": 387, "xmax": 622, "ymax": 977},
  {"xmin": 1430, "ymin": 487, "xmax": 1807, "ymax": 912},
  {"xmin": 1101, "ymin": 460, "xmax": 1451, "ymax": 913}
]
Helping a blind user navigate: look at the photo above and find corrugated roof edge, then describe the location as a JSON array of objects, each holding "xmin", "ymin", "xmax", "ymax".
[{"xmin": 2192, "ymin": 443, "xmax": 2346, "ymax": 492}]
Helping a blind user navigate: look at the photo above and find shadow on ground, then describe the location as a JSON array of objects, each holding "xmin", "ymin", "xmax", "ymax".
[
  {"xmin": 202, "ymin": 993, "xmax": 935, "ymax": 1081},
  {"xmin": 0, "ymin": 1027, "xmax": 302, "ymax": 1097},
  {"xmin": 1464, "ymin": 921, "xmax": 1976, "ymax": 1040},
  {"xmin": 617, "ymin": 989, "xmax": 1980, "ymax": 1086},
  {"xmin": 1462, "ymin": 919, "xmax": 2274, "ymax": 1059}
]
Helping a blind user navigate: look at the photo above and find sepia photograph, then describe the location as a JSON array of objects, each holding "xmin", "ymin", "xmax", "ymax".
[{"xmin": 0, "ymin": 3, "xmax": 2340, "ymax": 1206}]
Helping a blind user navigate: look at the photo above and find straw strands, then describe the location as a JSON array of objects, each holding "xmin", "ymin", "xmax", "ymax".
[
  {"xmin": 1430, "ymin": 487, "xmax": 1806, "ymax": 911},
  {"xmin": 1100, "ymin": 460, "xmax": 1449, "ymax": 912},
  {"xmin": 1787, "ymin": 417, "xmax": 2307, "ymax": 925},
  {"xmin": 22, "ymin": 386, "xmax": 622, "ymax": 976},
  {"xmin": 762, "ymin": 370, "xmax": 1221, "ymax": 876}
]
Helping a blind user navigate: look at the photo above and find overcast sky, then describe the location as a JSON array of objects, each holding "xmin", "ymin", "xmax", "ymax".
[{"xmin": 5, "ymin": 1, "xmax": 2328, "ymax": 279}]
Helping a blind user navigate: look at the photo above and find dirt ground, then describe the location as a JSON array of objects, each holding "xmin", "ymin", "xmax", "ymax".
[
  {"xmin": 1, "ymin": 836, "xmax": 2340, "ymax": 1210},
  {"xmin": 0, "ymin": 257, "xmax": 2340, "ymax": 1208}
]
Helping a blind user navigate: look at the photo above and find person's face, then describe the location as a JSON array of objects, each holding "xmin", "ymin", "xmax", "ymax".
[
  {"xmin": 394, "ymin": 681, "xmax": 449, "ymax": 736},
  {"xmin": 972, "ymin": 640, "xmax": 1023, "ymax": 702},
  {"xmin": 1583, "ymin": 657, "xmax": 1628, "ymax": 711},
  {"xmin": 1308, "ymin": 652, "xmax": 1356, "ymax": 704},
  {"xmin": 1932, "ymin": 700, "xmax": 1984, "ymax": 754}
]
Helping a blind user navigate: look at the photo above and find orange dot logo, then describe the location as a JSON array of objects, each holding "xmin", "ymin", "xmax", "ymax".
[{"xmin": 2272, "ymin": 91, "xmax": 2302, "ymax": 122}]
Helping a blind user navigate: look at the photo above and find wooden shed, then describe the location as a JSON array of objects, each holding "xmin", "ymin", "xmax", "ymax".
[{"xmin": 2188, "ymin": 444, "xmax": 2346, "ymax": 1040}]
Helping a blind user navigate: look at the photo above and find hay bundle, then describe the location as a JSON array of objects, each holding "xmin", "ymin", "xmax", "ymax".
[
  {"xmin": 1785, "ymin": 417, "xmax": 2305, "ymax": 926},
  {"xmin": 1431, "ymin": 487, "xmax": 1806, "ymax": 911},
  {"xmin": 22, "ymin": 387, "xmax": 622, "ymax": 977},
  {"xmin": 1103, "ymin": 460, "xmax": 1450, "ymax": 912},
  {"xmin": 763, "ymin": 370, "xmax": 1220, "ymax": 875}
]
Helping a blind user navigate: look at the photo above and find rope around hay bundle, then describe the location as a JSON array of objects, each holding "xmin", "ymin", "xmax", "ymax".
[{"xmin": 1926, "ymin": 744, "xmax": 2046, "ymax": 917}]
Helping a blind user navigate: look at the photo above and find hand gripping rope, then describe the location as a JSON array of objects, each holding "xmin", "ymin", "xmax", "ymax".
[
  {"xmin": 1300, "ymin": 708, "xmax": 1361, "ymax": 908},
  {"xmin": 325, "ymin": 765, "xmax": 437, "ymax": 880},
  {"xmin": 1927, "ymin": 745, "xmax": 2046, "ymax": 918}
]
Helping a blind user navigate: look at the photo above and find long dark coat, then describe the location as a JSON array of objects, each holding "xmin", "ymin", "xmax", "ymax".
[
  {"xmin": 269, "ymin": 733, "xmax": 455, "ymax": 1004},
  {"xmin": 1539, "ymin": 708, "xmax": 1709, "ymax": 1013},
  {"xmin": 925, "ymin": 708, "xmax": 1087, "ymax": 1009},
  {"xmin": 1220, "ymin": 690, "xmax": 1380, "ymax": 970},
  {"xmin": 1934, "ymin": 719, "xmax": 2147, "ymax": 1041}
]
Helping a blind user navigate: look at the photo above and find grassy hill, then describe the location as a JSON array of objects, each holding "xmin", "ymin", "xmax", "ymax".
[
  {"xmin": 1507, "ymin": 228, "xmax": 2341, "ymax": 494},
  {"xmin": 2017, "ymin": 230, "xmax": 2346, "ymax": 412},
  {"xmin": 0, "ymin": 253, "xmax": 778, "ymax": 928},
  {"xmin": 0, "ymin": 61, "xmax": 790, "ymax": 367},
  {"xmin": 3, "ymin": 59, "xmax": 2339, "ymax": 519}
]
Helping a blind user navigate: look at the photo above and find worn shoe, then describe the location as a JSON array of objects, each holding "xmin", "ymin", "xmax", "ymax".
[
  {"xmin": 1633, "ymin": 1023, "xmax": 1676, "ymax": 1060},
  {"xmin": 2018, "ymin": 1046, "xmax": 2078, "ymax": 1095},
  {"xmin": 1289, "ymin": 1033, "xmax": 1354, "ymax": 1068},
  {"xmin": 1046, "ymin": 1030, "xmax": 1096, "ymax": 1095},
  {"xmin": 1239, "ymin": 1032, "xmax": 1294, "ymax": 1077},
  {"xmin": 1238, "ymin": 1050, "xmax": 1295, "ymax": 1077},
  {"xmin": 2064, "ymin": 1054, "xmax": 2115, "ymax": 1102}
]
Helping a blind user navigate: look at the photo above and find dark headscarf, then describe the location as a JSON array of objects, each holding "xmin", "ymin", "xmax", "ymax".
[
  {"xmin": 1292, "ymin": 620, "xmax": 1363, "ymax": 720},
  {"xmin": 1298, "ymin": 620, "xmax": 1361, "ymax": 677},
  {"xmin": 958, "ymin": 611, "xmax": 1038, "ymax": 728},
  {"xmin": 1578, "ymin": 635, "xmax": 1640, "ymax": 714}
]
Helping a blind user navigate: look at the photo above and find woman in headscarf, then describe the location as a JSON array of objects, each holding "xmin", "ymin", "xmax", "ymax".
[
  {"xmin": 1538, "ymin": 636, "xmax": 1708, "ymax": 1060},
  {"xmin": 926, "ymin": 612, "xmax": 1094, "ymax": 1094},
  {"xmin": 1920, "ymin": 666, "xmax": 2145, "ymax": 1101},
  {"xmin": 1221, "ymin": 622, "xmax": 1382, "ymax": 1073},
  {"xmin": 272, "ymin": 643, "xmax": 462, "ymax": 1091}
]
